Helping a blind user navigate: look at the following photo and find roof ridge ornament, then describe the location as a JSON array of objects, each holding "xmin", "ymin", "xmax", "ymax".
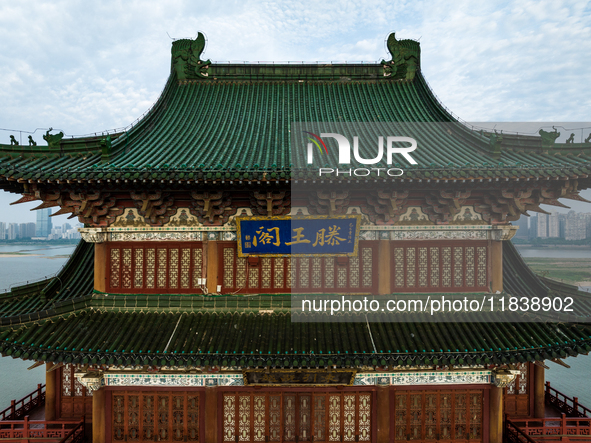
[
  {"xmin": 381, "ymin": 33, "xmax": 420, "ymax": 81},
  {"xmin": 43, "ymin": 127, "xmax": 64, "ymax": 149},
  {"xmin": 171, "ymin": 32, "xmax": 211, "ymax": 80},
  {"xmin": 539, "ymin": 126, "xmax": 560, "ymax": 148}
]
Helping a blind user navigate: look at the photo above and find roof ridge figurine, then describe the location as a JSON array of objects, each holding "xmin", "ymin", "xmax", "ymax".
[{"xmin": 171, "ymin": 31, "xmax": 212, "ymax": 80}]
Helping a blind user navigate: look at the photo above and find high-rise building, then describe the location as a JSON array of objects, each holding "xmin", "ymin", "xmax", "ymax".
[
  {"xmin": 548, "ymin": 212, "xmax": 560, "ymax": 238},
  {"xmin": 565, "ymin": 210, "xmax": 587, "ymax": 240},
  {"xmin": 35, "ymin": 208, "xmax": 52, "ymax": 237},
  {"xmin": 537, "ymin": 213, "xmax": 548, "ymax": 238},
  {"xmin": 514, "ymin": 216, "xmax": 529, "ymax": 238},
  {"xmin": 18, "ymin": 223, "xmax": 35, "ymax": 239},
  {"xmin": 26, "ymin": 222, "xmax": 35, "ymax": 238},
  {"xmin": 0, "ymin": 222, "xmax": 6, "ymax": 240},
  {"xmin": 7, "ymin": 223, "xmax": 18, "ymax": 240},
  {"xmin": 529, "ymin": 215, "xmax": 538, "ymax": 239},
  {"xmin": 19, "ymin": 223, "xmax": 27, "ymax": 238}
]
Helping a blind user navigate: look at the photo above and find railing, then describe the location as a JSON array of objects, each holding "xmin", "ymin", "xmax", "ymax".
[
  {"xmin": 57, "ymin": 418, "xmax": 85, "ymax": 443},
  {"xmin": 547, "ymin": 381, "xmax": 591, "ymax": 418},
  {"xmin": 0, "ymin": 416, "xmax": 84, "ymax": 442},
  {"xmin": 0, "ymin": 384, "xmax": 45, "ymax": 421},
  {"xmin": 508, "ymin": 414, "xmax": 591, "ymax": 441},
  {"xmin": 506, "ymin": 417, "xmax": 538, "ymax": 443}
]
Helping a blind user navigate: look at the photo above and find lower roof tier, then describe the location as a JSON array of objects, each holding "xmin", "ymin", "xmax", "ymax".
[
  {"xmin": 1, "ymin": 240, "xmax": 591, "ymax": 368},
  {"xmin": 2, "ymin": 308, "xmax": 590, "ymax": 369}
]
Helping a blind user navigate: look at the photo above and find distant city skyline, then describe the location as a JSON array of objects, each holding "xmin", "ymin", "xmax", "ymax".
[
  {"xmin": 0, "ymin": 217, "xmax": 80, "ymax": 240},
  {"xmin": 514, "ymin": 209, "xmax": 591, "ymax": 241},
  {"xmin": 0, "ymin": 191, "xmax": 76, "ymax": 226}
]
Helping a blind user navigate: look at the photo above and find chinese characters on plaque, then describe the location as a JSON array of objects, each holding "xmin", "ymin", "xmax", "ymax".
[{"xmin": 237, "ymin": 216, "xmax": 360, "ymax": 256}]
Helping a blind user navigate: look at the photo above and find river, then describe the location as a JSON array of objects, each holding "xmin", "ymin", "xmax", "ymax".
[
  {"xmin": 0, "ymin": 244, "xmax": 75, "ymax": 405},
  {"xmin": 0, "ymin": 244, "xmax": 590, "ymax": 409}
]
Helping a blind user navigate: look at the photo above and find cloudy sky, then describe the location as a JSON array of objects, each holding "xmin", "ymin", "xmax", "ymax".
[{"xmin": 1, "ymin": 0, "xmax": 591, "ymax": 224}]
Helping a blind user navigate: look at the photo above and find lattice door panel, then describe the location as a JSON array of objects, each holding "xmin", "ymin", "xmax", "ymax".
[
  {"xmin": 107, "ymin": 242, "xmax": 204, "ymax": 294},
  {"xmin": 504, "ymin": 362, "xmax": 531, "ymax": 417},
  {"xmin": 111, "ymin": 390, "xmax": 203, "ymax": 442},
  {"xmin": 222, "ymin": 390, "xmax": 373, "ymax": 443},
  {"xmin": 392, "ymin": 389, "xmax": 483, "ymax": 443},
  {"xmin": 391, "ymin": 241, "xmax": 488, "ymax": 292},
  {"xmin": 58, "ymin": 364, "xmax": 92, "ymax": 419},
  {"xmin": 219, "ymin": 241, "xmax": 378, "ymax": 294}
]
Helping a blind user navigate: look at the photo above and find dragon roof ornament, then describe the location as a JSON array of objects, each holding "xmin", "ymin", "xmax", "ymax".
[
  {"xmin": 381, "ymin": 33, "xmax": 420, "ymax": 81},
  {"xmin": 171, "ymin": 32, "xmax": 211, "ymax": 80}
]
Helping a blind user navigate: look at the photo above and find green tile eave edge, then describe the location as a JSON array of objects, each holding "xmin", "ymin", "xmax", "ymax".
[{"xmin": 2, "ymin": 337, "xmax": 590, "ymax": 368}]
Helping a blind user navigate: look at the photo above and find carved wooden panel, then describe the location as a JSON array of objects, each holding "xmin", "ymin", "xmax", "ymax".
[
  {"xmin": 58, "ymin": 364, "xmax": 92, "ymax": 420},
  {"xmin": 107, "ymin": 242, "xmax": 204, "ymax": 294},
  {"xmin": 222, "ymin": 390, "xmax": 373, "ymax": 443},
  {"xmin": 218, "ymin": 241, "xmax": 378, "ymax": 294},
  {"xmin": 391, "ymin": 241, "xmax": 488, "ymax": 292},
  {"xmin": 504, "ymin": 362, "xmax": 531, "ymax": 417},
  {"xmin": 393, "ymin": 389, "xmax": 483, "ymax": 443},
  {"xmin": 111, "ymin": 390, "xmax": 204, "ymax": 442}
]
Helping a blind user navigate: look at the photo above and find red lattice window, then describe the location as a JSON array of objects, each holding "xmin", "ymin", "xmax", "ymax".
[
  {"xmin": 392, "ymin": 389, "xmax": 483, "ymax": 443},
  {"xmin": 221, "ymin": 390, "xmax": 373, "ymax": 442},
  {"xmin": 111, "ymin": 390, "xmax": 204, "ymax": 442},
  {"xmin": 504, "ymin": 362, "xmax": 531, "ymax": 417},
  {"xmin": 390, "ymin": 241, "xmax": 489, "ymax": 292},
  {"xmin": 107, "ymin": 242, "xmax": 204, "ymax": 294},
  {"xmin": 59, "ymin": 364, "xmax": 92, "ymax": 419},
  {"xmin": 219, "ymin": 241, "xmax": 378, "ymax": 294}
]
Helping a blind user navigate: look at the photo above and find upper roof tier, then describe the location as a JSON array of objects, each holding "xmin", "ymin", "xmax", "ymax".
[{"xmin": 1, "ymin": 33, "xmax": 591, "ymax": 184}]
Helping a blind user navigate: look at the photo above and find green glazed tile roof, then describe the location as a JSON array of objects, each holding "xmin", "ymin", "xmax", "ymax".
[
  {"xmin": 1, "ymin": 239, "xmax": 591, "ymax": 368},
  {"xmin": 0, "ymin": 67, "xmax": 591, "ymax": 183},
  {"xmin": 0, "ymin": 239, "xmax": 94, "ymax": 318},
  {"xmin": 1, "ymin": 308, "xmax": 590, "ymax": 369}
]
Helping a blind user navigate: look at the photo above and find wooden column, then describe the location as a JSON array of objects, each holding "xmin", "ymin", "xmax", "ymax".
[
  {"xmin": 491, "ymin": 241, "xmax": 503, "ymax": 293},
  {"xmin": 206, "ymin": 240, "xmax": 218, "ymax": 294},
  {"xmin": 205, "ymin": 387, "xmax": 218, "ymax": 443},
  {"xmin": 376, "ymin": 386, "xmax": 390, "ymax": 443},
  {"xmin": 378, "ymin": 240, "xmax": 390, "ymax": 295},
  {"xmin": 92, "ymin": 388, "xmax": 106, "ymax": 443},
  {"xmin": 489, "ymin": 385, "xmax": 503, "ymax": 443},
  {"xmin": 45, "ymin": 362, "xmax": 57, "ymax": 421},
  {"xmin": 94, "ymin": 243, "xmax": 107, "ymax": 292},
  {"xmin": 534, "ymin": 364, "xmax": 545, "ymax": 418}
]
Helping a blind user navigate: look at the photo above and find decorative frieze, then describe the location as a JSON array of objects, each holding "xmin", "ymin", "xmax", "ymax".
[
  {"xmin": 390, "ymin": 229, "xmax": 488, "ymax": 241},
  {"xmin": 76, "ymin": 369, "xmax": 494, "ymax": 389},
  {"xmin": 111, "ymin": 232, "xmax": 205, "ymax": 242},
  {"xmin": 81, "ymin": 224, "xmax": 515, "ymax": 243},
  {"xmin": 81, "ymin": 372, "xmax": 245, "ymax": 389},
  {"xmin": 355, "ymin": 370, "xmax": 493, "ymax": 386},
  {"xmin": 81, "ymin": 205, "xmax": 516, "ymax": 244}
]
